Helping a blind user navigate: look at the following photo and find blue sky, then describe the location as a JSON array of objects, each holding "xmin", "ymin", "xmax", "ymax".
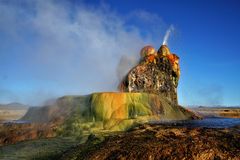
[{"xmin": 0, "ymin": 0, "xmax": 240, "ymax": 106}]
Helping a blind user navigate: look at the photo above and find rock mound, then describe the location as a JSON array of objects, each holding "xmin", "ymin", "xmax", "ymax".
[
  {"xmin": 119, "ymin": 45, "xmax": 180, "ymax": 105},
  {"xmin": 22, "ymin": 92, "xmax": 197, "ymax": 135}
]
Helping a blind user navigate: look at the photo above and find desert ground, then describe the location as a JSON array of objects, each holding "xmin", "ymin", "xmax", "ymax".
[
  {"xmin": 0, "ymin": 107, "xmax": 28, "ymax": 122},
  {"xmin": 1, "ymin": 122, "xmax": 239, "ymax": 160},
  {"xmin": 59, "ymin": 123, "xmax": 240, "ymax": 160},
  {"xmin": 190, "ymin": 107, "xmax": 240, "ymax": 118}
]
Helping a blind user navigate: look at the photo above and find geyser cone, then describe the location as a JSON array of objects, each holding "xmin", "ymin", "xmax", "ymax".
[
  {"xmin": 119, "ymin": 44, "xmax": 181, "ymax": 105},
  {"xmin": 158, "ymin": 45, "xmax": 171, "ymax": 56}
]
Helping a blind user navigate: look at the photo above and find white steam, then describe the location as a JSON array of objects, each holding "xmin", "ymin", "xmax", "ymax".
[
  {"xmin": 162, "ymin": 25, "xmax": 174, "ymax": 45},
  {"xmin": 0, "ymin": 1, "xmax": 167, "ymax": 105}
]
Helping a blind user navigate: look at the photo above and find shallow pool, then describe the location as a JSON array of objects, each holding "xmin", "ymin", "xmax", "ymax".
[{"xmin": 150, "ymin": 117, "xmax": 240, "ymax": 128}]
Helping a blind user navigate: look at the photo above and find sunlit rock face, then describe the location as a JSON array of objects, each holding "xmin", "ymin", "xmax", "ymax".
[{"xmin": 119, "ymin": 45, "xmax": 180, "ymax": 106}]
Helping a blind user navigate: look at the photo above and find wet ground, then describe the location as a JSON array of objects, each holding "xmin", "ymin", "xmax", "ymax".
[{"xmin": 2, "ymin": 117, "xmax": 240, "ymax": 127}]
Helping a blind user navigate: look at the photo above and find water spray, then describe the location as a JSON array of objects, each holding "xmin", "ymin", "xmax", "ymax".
[{"xmin": 162, "ymin": 25, "xmax": 174, "ymax": 45}]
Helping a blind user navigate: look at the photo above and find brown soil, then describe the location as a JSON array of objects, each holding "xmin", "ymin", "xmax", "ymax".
[
  {"xmin": 60, "ymin": 124, "xmax": 240, "ymax": 160},
  {"xmin": 0, "ymin": 122, "xmax": 57, "ymax": 146}
]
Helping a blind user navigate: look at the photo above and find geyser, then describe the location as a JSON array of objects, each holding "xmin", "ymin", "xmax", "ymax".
[
  {"xmin": 21, "ymin": 44, "xmax": 197, "ymax": 134},
  {"xmin": 162, "ymin": 25, "xmax": 174, "ymax": 45}
]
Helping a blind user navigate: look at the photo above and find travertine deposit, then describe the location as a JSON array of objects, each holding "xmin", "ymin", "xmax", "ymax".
[{"xmin": 119, "ymin": 45, "xmax": 180, "ymax": 106}]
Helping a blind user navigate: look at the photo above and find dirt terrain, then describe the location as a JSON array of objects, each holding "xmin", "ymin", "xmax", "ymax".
[
  {"xmin": 0, "ymin": 121, "xmax": 239, "ymax": 159},
  {"xmin": 59, "ymin": 124, "xmax": 240, "ymax": 160}
]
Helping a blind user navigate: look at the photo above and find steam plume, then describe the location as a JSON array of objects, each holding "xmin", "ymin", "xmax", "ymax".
[
  {"xmin": 0, "ymin": 1, "xmax": 166, "ymax": 105},
  {"xmin": 162, "ymin": 25, "xmax": 174, "ymax": 45}
]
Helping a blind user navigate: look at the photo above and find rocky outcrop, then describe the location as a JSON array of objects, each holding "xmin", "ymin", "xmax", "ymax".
[{"xmin": 119, "ymin": 45, "xmax": 180, "ymax": 106}]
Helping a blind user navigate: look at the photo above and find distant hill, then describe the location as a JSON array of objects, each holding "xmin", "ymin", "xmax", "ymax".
[
  {"xmin": 188, "ymin": 106, "xmax": 240, "ymax": 118},
  {"xmin": 0, "ymin": 102, "xmax": 28, "ymax": 109},
  {"xmin": 187, "ymin": 105, "xmax": 240, "ymax": 109}
]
